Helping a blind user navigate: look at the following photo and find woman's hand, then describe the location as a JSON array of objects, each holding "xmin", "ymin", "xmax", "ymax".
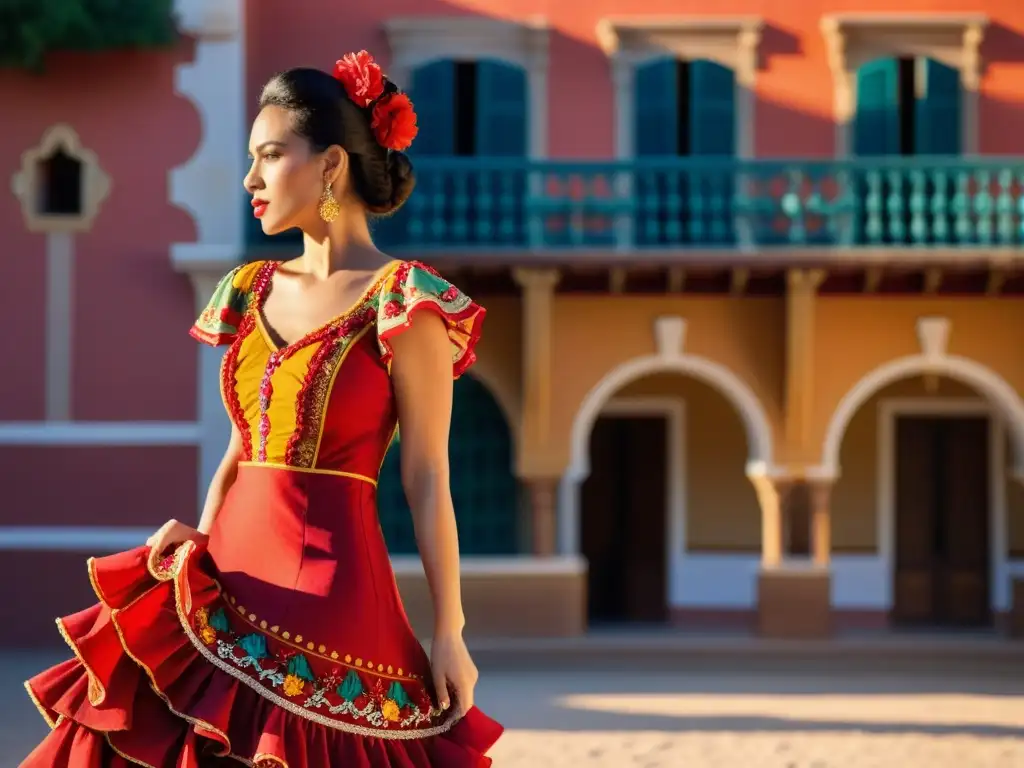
[
  {"xmin": 430, "ymin": 630, "xmax": 479, "ymax": 717},
  {"xmin": 146, "ymin": 518, "xmax": 207, "ymax": 559}
]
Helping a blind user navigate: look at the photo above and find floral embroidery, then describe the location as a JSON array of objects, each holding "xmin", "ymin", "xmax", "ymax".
[
  {"xmin": 376, "ymin": 261, "xmax": 484, "ymax": 379},
  {"xmin": 193, "ymin": 605, "xmax": 442, "ymax": 731}
]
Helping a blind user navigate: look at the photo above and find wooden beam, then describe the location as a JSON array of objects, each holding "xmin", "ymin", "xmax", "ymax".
[
  {"xmin": 864, "ymin": 266, "xmax": 883, "ymax": 293},
  {"xmin": 609, "ymin": 267, "xmax": 627, "ymax": 294},
  {"xmin": 923, "ymin": 267, "xmax": 943, "ymax": 294},
  {"xmin": 730, "ymin": 267, "xmax": 750, "ymax": 296},
  {"xmin": 667, "ymin": 266, "xmax": 686, "ymax": 293},
  {"xmin": 987, "ymin": 268, "xmax": 1008, "ymax": 296}
]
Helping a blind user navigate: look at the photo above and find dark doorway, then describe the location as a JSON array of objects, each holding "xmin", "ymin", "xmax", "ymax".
[
  {"xmin": 580, "ymin": 415, "xmax": 668, "ymax": 624},
  {"xmin": 893, "ymin": 415, "xmax": 991, "ymax": 627}
]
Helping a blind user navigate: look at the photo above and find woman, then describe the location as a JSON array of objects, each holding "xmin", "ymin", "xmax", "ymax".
[{"xmin": 22, "ymin": 51, "xmax": 502, "ymax": 767}]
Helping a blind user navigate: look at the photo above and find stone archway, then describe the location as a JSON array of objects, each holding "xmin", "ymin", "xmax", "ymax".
[
  {"xmin": 560, "ymin": 316, "xmax": 776, "ymax": 555},
  {"xmin": 811, "ymin": 317, "xmax": 1024, "ymax": 479}
]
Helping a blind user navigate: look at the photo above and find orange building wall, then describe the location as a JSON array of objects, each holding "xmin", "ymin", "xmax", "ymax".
[{"xmin": 245, "ymin": 0, "xmax": 1024, "ymax": 158}]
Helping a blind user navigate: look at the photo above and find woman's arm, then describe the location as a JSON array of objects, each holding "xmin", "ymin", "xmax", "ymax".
[
  {"xmin": 389, "ymin": 313, "xmax": 478, "ymax": 713},
  {"xmin": 198, "ymin": 424, "xmax": 244, "ymax": 535},
  {"xmin": 390, "ymin": 314, "xmax": 463, "ymax": 633}
]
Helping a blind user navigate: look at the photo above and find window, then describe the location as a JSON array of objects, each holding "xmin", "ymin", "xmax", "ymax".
[
  {"xmin": 854, "ymin": 57, "xmax": 962, "ymax": 156},
  {"xmin": 633, "ymin": 58, "xmax": 736, "ymax": 246},
  {"xmin": 375, "ymin": 58, "xmax": 529, "ymax": 249},
  {"xmin": 37, "ymin": 147, "xmax": 83, "ymax": 216}
]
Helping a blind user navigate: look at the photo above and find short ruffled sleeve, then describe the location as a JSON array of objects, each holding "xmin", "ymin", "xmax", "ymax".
[
  {"xmin": 188, "ymin": 260, "xmax": 269, "ymax": 346},
  {"xmin": 376, "ymin": 261, "xmax": 485, "ymax": 379}
]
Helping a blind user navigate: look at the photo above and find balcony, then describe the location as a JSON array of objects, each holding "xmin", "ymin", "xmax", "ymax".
[{"xmin": 373, "ymin": 157, "xmax": 1024, "ymax": 258}]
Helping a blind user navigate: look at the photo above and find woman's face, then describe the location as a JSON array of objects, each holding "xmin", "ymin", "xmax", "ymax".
[{"xmin": 244, "ymin": 105, "xmax": 330, "ymax": 236}]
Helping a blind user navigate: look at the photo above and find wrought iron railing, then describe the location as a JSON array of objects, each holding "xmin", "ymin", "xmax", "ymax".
[{"xmin": 370, "ymin": 157, "xmax": 1024, "ymax": 251}]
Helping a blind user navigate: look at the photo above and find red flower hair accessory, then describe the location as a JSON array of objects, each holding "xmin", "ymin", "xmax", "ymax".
[{"xmin": 332, "ymin": 50, "xmax": 418, "ymax": 152}]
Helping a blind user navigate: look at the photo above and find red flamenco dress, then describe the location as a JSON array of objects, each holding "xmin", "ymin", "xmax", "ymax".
[{"xmin": 22, "ymin": 259, "xmax": 502, "ymax": 767}]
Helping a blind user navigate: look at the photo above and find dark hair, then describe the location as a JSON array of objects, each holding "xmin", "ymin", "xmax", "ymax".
[{"xmin": 259, "ymin": 68, "xmax": 415, "ymax": 216}]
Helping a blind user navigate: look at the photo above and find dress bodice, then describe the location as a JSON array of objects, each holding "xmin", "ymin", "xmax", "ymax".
[{"xmin": 191, "ymin": 259, "xmax": 484, "ymax": 485}]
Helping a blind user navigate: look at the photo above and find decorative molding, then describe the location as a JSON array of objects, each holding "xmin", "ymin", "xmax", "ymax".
[
  {"xmin": 383, "ymin": 16, "xmax": 550, "ymax": 157},
  {"xmin": 820, "ymin": 13, "xmax": 988, "ymax": 155},
  {"xmin": 170, "ymin": 0, "xmax": 247, "ymax": 254},
  {"xmin": 653, "ymin": 316, "xmax": 687, "ymax": 358},
  {"xmin": 916, "ymin": 316, "xmax": 951, "ymax": 361},
  {"xmin": 11, "ymin": 124, "xmax": 110, "ymax": 234},
  {"xmin": 597, "ymin": 16, "xmax": 762, "ymax": 159}
]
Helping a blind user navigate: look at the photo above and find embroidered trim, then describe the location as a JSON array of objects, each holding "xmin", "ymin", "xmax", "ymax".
[
  {"xmin": 164, "ymin": 542, "xmax": 460, "ymax": 739},
  {"xmin": 219, "ymin": 592, "xmax": 419, "ymax": 680},
  {"xmin": 376, "ymin": 261, "xmax": 484, "ymax": 380},
  {"xmin": 23, "ymin": 681, "xmax": 59, "ymax": 729},
  {"xmin": 221, "ymin": 311, "xmax": 257, "ymax": 460}
]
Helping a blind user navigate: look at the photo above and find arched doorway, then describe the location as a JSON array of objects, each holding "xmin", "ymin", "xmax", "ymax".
[
  {"xmin": 565, "ymin": 346, "xmax": 775, "ymax": 626},
  {"xmin": 376, "ymin": 374, "xmax": 520, "ymax": 555},
  {"xmin": 819, "ymin": 358, "xmax": 1024, "ymax": 628}
]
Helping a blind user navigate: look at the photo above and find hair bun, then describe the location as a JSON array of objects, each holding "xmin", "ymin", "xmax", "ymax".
[{"xmin": 378, "ymin": 151, "xmax": 415, "ymax": 216}]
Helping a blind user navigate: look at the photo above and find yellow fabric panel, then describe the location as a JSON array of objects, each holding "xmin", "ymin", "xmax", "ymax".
[
  {"xmin": 233, "ymin": 328, "xmax": 270, "ymax": 451},
  {"xmin": 262, "ymin": 342, "xmax": 320, "ymax": 463}
]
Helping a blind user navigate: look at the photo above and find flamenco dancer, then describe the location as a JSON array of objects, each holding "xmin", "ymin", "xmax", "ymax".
[{"xmin": 22, "ymin": 50, "xmax": 502, "ymax": 767}]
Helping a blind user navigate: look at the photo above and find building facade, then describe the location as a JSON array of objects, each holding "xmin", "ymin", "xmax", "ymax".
[{"xmin": 3, "ymin": 0, "xmax": 1024, "ymax": 646}]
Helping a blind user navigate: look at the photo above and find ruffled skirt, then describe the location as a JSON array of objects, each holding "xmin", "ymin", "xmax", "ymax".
[{"xmin": 21, "ymin": 543, "xmax": 502, "ymax": 767}]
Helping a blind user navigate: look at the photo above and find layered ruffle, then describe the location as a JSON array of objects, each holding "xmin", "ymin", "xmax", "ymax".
[{"xmin": 23, "ymin": 543, "xmax": 502, "ymax": 767}]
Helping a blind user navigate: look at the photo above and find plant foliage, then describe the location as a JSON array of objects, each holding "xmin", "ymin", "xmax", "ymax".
[{"xmin": 0, "ymin": 0, "xmax": 178, "ymax": 71}]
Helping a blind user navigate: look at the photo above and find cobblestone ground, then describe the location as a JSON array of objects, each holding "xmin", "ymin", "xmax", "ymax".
[{"xmin": 4, "ymin": 650, "xmax": 1023, "ymax": 767}]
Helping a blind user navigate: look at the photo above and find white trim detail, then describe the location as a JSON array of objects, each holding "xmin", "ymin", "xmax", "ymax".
[
  {"xmin": 560, "ymin": 315, "xmax": 775, "ymax": 556},
  {"xmin": 383, "ymin": 16, "xmax": 550, "ymax": 158},
  {"xmin": 0, "ymin": 422, "xmax": 202, "ymax": 446},
  {"xmin": 0, "ymin": 527, "xmax": 153, "ymax": 551},
  {"xmin": 877, "ymin": 398, "xmax": 1011, "ymax": 612},
  {"xmin": 10, "ymin": 124, "xmax": 111, "ymax": 234},
  {"xmin": 597, "ymin": 397, "xmax": 687, "ymax": 607},
  {"xmin": 813, "ymin": 317, "xmax": 1024, "ymax": 479}
]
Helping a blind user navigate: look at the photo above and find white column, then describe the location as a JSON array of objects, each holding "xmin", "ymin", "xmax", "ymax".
[
  {"xmin": 44, "ymin": 232, "xmax": 74, "ymax": 420},
  {"xmin": 171, "ymin": 0, "xmax": 247, "ymax": 517}
]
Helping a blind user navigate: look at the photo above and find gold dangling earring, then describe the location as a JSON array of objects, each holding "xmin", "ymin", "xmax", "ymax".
[{"xmin": 318, "ymin": 180, "xmax": 340, "ymax": 223}]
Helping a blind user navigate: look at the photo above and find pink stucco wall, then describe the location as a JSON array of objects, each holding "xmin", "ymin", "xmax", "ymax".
[
  {"xmin": 0, "ymin": 45, "xmax": 200, "ymax": 423},
  {"xmin": 247, "ymin": 0, "xmax": 1024, "ymax": 158}
]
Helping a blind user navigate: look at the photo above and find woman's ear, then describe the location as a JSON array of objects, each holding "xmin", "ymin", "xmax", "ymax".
[{"xmin": 323, "ymin": 145, "xmax": 348, "ymax": 187}]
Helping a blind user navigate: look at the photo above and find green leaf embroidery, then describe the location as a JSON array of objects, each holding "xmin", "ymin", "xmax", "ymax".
[
  {"xmin": 387, "ymin": 680, "xmax": 412, "ymax": 709},
  {"xmin": 287, "ymin": 654, "xmax": 315, "ymax": 682},
  {"xmin": 208, "ymin": 608, "xmax": 231, "ymax": 632},
  {"xmin": 238, "ymin": 633, "xmax": 268, "ymax": 659},
  {"xmin": 337, "ymin": 669, "xmax": 365, "ymax": 702}
]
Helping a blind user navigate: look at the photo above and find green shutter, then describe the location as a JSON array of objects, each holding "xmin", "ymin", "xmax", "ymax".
[
  {"xmin": 915, "ymin": 58, "xmax": 961, "ymax": 155},
  {"xmin": 377, "ymin": 375, "xmax": 519, "ymax": 555},
  {"xmin": 634, "ymin": 58, "xmax": 678, "ymax": 156},
  {"xmin": 689, "ymin": 60, "xmax": 736, "ymax": 156},
  {"xmin": 474, "ymin": 60, "xmax": 528, "ymax": 156},
  {"xmin": 409, "ymin": 60, "xmax": 456, "ymax": 156},
  {"xmin": 854, "ymin": 58, "xmax": 901, "ymax": 156}
]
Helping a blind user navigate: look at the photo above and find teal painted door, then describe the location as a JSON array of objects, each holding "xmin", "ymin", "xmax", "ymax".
[
  {"xmin": 634, "ymin": 58, "xmax": 678, "ymax": 246},
  {"xmin": 915, "ymin": 58, "xmax": 961, "ymax": 155},
  {"xmin": 854, "ymin": 58, "xmax": 901, "ymax": 156},
  {"xmin": 689, "ymin": 60, "xmax": 736, "ymax": 244},
  {"xmin": 634, "ymin": 58, "xmax": 678, "ymax": 156},
  {"xmin": 689, "ymin": 60, "xmax": 736, "ymax": 157},
  {"xmin": 376, "ymin": 375, "xmax": 519, "ymax": 555},
  {"xmin": 373, "ymin": 60, "xmax": 456, "ymax": 249},
  {"xmin": 473, "ymin": 60, "xmax": 528, "ymax": 245}
]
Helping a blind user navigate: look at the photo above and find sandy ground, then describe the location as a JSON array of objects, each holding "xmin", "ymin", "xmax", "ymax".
[{"xmin": 5, "ymin": 649, "xmax": 1023, "ymax": 767}]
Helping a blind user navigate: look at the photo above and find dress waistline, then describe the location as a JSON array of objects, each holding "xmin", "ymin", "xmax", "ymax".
[{"xmin": 236, "ymin": 461, "xmax": 377, "ymax": 487}]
